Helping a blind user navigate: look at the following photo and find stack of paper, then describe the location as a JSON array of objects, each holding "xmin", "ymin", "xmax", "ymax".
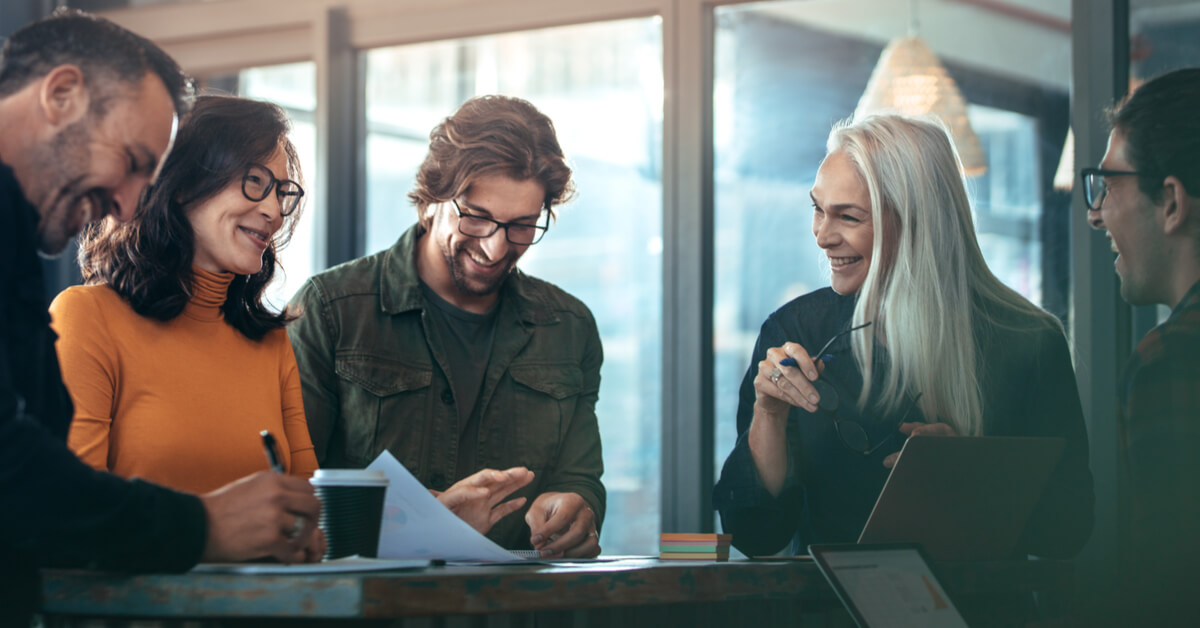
[{"xmin": 659, "ymin": 533, "xmax": 732, "ymax": 561}]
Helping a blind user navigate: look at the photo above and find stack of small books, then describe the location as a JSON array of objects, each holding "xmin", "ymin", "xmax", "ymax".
[{"xmin": 659, "ymin": 533, "xmax": 732, "ymax": 561}]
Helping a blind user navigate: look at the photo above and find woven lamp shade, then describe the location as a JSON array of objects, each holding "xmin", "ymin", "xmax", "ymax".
[{"xmin": 854, "ymin": 35, "xmax": 987, "ymax": 177}]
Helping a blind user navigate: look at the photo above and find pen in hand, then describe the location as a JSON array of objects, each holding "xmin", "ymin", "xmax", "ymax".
[{"xmin": 260, "ymin": 430, "xmax": 285, "ymax": 473}]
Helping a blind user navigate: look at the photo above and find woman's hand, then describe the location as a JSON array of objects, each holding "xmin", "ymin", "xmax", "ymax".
[
  {"xmin": 749, "ymin": 342, "xmax": 825, "ymax": 497},
  {"xmin": 754, "ymin": 342, "xmax": 825, "ymax": 419},
  {"xmin": 882, "ymin": 422, "xmax": 959, "ymax": 468}
]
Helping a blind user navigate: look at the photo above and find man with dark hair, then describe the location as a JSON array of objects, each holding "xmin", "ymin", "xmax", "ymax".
[
  {"xmin": 1, "ymin": 9, "xmax": 323, "ymax": 622},
  {"xmin": 1085, "ymin": 67, "xmax": 1200, "ymax": 624},
  {"xmin": 290, "ymin": 95, "xmax": 605, "ymax": 558}
]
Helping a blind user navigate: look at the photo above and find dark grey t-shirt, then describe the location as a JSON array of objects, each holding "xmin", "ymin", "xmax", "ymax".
[{"xmin": 419, "ymin": 281, "xmax": 499, "ymax": 479}]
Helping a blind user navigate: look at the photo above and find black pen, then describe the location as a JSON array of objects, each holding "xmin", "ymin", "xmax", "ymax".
[{"xmin": 260, "ymin": 430, "xmax": 285, "ymax": 473}]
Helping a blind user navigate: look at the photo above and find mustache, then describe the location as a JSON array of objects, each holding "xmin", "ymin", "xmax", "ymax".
[{"xmin": 457, "ymin": 240, "xmax": 517, "ymax": 268}]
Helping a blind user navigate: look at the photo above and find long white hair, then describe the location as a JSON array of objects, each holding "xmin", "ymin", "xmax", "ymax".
[{"xmin": 828, "ymin": 114, "xmax": 1059, "ymax": 436}]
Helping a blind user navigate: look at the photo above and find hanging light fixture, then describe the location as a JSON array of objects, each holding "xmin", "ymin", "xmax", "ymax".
[
  {"xmin": 854, "ymin": 3, "xmax": 987, "ymax": 176},
  {"xmin": 1053, "ymin": 128, "xmax": 1075, "ymax": 191}
]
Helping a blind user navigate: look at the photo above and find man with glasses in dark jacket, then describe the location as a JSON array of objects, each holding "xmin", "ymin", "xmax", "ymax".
[
  {"xmin": 1084, "ymin": 67, "xmax": 1200, "ymax": 625},
  {"xmin": 0, "ymin": 10, "xmax": 323, "ymax": 623}
]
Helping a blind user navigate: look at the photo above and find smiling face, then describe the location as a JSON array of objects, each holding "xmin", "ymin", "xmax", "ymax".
[
  {"xmin": 420, "ymin": 174, "xmax": 545, "ymax": 311},
  {"xmin": 811, "ymin": 150, "xmax": 875, "ymax": 295},
  {"xmin": 32, "ymin": 72, "xmax": 177, "ymax": 255},
  {"xmin": 1088, "ymin": 127, "xmax": 1169, "ymax": 305},
  {"xmin": 188, "ymin": 147, "xmax": 289, "ymax": 275}
]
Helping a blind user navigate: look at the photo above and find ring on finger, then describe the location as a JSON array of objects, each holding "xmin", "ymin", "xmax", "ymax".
[
  {"xmin": 768, "ymin": 368, "xmax": 782, "ymax": 384},
  {"xmin": 588, "ymin": 530, "xmax": 599, "ymax": 540},
  {"xmin": 287, "ymin": 515, "xmax": 306, "ymax": 540}
]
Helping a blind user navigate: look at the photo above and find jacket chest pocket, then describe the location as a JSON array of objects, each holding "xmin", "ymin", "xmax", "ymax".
[
  {"xmin": 498, "ymin": 364, "xmax": 583, "ymax": 471},
  {"xmin": 335, "ymin": 355, "xmax": 432, "ymax": 469}
]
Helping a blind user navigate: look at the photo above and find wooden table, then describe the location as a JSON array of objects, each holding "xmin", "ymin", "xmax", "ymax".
[{"xmin": 41, "ymin": 557, "xmax": 1073, "ymax": 627}]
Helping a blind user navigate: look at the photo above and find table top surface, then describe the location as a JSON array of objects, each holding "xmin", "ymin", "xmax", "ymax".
[{"xmin": 42, "ymin": 556, "xmax": 1072, "ymax": 619}]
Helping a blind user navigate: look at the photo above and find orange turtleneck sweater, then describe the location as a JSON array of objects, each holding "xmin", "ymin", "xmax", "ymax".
[{"xmin": 49, "ymin": 268, "xmax": 318, "ymax": 495}]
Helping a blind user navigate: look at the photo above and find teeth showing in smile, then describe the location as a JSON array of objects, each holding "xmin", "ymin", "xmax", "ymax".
[
  {"xmin": 467, "ymin": 251, "xmax": 498, "ymax": 268},
  {"xmin": 239, "ymin": 226, "xmax": 269, "ymax": 244},
  {"xmin": 829, "ymin": 256, "xmax": 862, "ymax": 267}
]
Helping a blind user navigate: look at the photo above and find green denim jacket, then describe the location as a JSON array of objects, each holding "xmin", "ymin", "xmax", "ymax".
[{"xmin": 287, "ymin": 224, "xmax": 605, "ymax": 549}]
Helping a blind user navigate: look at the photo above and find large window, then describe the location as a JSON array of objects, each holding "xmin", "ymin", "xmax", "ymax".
[
  {"xmin": 711, "ymin": 0, "xmax": 1072, "ymax": 520},
  {"xmin": 363, "ymin": 19, "xmax": 664, "ymax": 555}
]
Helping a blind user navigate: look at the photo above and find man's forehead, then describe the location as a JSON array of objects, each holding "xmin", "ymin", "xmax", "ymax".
[{"xmin": 1101, "ymin": 127, "xmax": 1133, "ymax": 169}]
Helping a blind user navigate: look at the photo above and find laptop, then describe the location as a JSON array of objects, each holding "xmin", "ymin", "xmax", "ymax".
[
  {"xmin": 856, "ymin": 436, "xmax": 1064, "ymax": 561},
  {"xmin": 810, "ymin": 543, "xmax": 970, "ymax": 628}
]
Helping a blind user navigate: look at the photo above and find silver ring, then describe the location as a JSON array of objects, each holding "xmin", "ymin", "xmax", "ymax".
[
  {"xmin": 769, "ymin": 368, "xmax": 782, "ymax": 384},
  {"xmin": 588, "ymin": 531, "xmax": 599, "ymax": 540},
  {"xmin": 287, "ymin": 515, "xmax": 306, "ymax": 540}
]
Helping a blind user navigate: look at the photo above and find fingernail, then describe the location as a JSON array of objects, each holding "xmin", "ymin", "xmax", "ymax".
[
  {"xmin": 808, "ymin": 394, "xmax": 819, "ymax": 404},
  {"xmin": 532, "ymin": 534, "xmax": 544, "ymax": 544}
]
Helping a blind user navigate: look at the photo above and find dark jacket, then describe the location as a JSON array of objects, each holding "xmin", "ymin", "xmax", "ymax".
[
  {"xmin": 714, "ymin": 287, "xmax": 1094, "ymax": 559},
  {"xmin": 0, "ymin": 162, "xmax": 206, "ymax": 621},
  {"xmin": 288, "ymin": 223, "xmax": 605, "ymax": 550},
  {"xmin": 1115, "ymin": 279, "xmax": 1200, "ymax": 625}
]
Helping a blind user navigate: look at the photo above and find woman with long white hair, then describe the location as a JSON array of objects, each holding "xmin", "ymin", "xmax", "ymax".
[{"xmin": 714, "ymin": 114, "xmax": 1093, "ymax": 559}]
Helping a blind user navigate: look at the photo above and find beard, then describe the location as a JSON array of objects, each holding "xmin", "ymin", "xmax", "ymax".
[
  {"xmin": 440, "ymin": 237, "xmax": 518, "ymax": 297},
  {"xmin": 30, "ymin": 119, "xmax": 105, "ymax": 256}
]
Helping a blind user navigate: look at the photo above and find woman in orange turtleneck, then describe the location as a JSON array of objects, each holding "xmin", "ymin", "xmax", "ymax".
[{"xmin": 50, "ymin": 96, "xmax": 317, "ymax": 494}]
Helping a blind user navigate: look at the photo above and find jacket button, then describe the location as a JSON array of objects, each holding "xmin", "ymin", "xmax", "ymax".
[{"xmin": 440, "ymin": 390, "xmax": 454, "ymax": 405}]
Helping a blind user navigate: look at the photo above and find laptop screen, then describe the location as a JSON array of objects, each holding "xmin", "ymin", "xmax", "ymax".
[{"xmin": 810, "ymin": 544, "xmax": 970, "ymax": 628}]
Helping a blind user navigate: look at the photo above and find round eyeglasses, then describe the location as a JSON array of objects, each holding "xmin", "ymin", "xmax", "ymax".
[
  {"xmin": 243, "ymin": 163, "xmax": 304, "ymax": 217},
  {"xmin": 816, "ymin": 380, "xmax": 923, "ymax": 457},
  {"xmin": 805, "ymin": 321, "xmax": 922, "ymax": 456},
  {"xmin": 451, "ymin": 199, "xmax": 549, "ymax": 245}
]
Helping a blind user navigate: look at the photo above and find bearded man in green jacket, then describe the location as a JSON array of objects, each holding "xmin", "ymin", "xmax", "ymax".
[{"xmin": 289, "ymin": 95, "xmax": 604, "ymax": 558}]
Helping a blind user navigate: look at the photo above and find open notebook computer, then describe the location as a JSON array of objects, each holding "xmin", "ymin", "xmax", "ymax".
[
  {"xmin": 857, "ymin": 436, "xmax": 1065, "ymax": 561},
  {"xmin": 810, "ymin": 543, "xmax": 970, "ymax": 628}
]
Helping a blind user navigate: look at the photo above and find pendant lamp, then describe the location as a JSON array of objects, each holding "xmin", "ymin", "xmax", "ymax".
[{"xmin": 854, "ymin": 35, "xmax": 987, "ymax": 177}]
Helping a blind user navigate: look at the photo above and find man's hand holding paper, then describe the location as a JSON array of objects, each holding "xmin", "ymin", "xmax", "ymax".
[
  {"xmin": 432, "ymin": 467, "xmax": 535, "ymax": 534},
  {"xmin": 526, "ymin": 492, "xmax": 601, "ymax": 558}
]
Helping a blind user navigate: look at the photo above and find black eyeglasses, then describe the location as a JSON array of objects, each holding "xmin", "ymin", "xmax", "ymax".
[
  {"xmin": 1080, "ymin": 167, "xmax": 1140, "ymax": 212},
  {"xmin": 243, "ymin": 163, "xmax": 304, "ymax": 217},
  {"xmin": 819, "ymin": 381, "xmax": 924, "ymax": 457},
  {"xmin": 808, "ymin": 322, "xmax": 924, "ymax": 456},
  {"xmin": 451, "ymin": 199, "xmax": 550, "ymax": 245}
]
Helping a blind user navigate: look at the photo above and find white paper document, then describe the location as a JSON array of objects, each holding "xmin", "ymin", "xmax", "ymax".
[{"xmin": 367, "ymin": 450, "xmax": 529, "ymax": 562}]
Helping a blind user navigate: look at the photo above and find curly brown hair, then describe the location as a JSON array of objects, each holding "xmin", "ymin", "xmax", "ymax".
[
  {"xmin": 77, "ymin": 95, "xmax": 304, "ymax": 341},
  {"xmin": 407, "ymin": 95, "xmax": 575, "ymax": 229}
]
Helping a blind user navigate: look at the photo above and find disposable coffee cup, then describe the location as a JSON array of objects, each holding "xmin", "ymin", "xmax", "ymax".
[{"xmin": 310, "ymin": 469, "xmax": 389, "ymax": 560}]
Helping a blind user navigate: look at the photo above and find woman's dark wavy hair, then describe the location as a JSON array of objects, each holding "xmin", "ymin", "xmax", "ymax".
[{"xmin": 78, "ymin": 95, "xmax": 304, "ymax": 341}]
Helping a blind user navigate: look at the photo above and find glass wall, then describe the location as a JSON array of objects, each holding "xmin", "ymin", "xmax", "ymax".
[
  {"xmin": 711, "ymin": 0, "xmax": 1073, "ymax": 519},
  {"xmin": 363, "ymin": 18, "xmax": 664, "ymax": 555}
]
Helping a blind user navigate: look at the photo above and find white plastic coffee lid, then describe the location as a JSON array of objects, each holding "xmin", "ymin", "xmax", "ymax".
[{"xmin": 310, "ymin": 469, "xmax": 389, "ymax": 486}]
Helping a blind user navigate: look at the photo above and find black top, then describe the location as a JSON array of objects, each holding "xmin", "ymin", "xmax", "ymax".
[
  {"xmin": 0, "ymin": 161, "xmax": 207, "ymax": 620},
  {"xmin": 714, "ymin": 287, "xmax": 1094, "ymax": 559},
  {"xmin": 419, "ymin": 279, "xmax": 499, "ymax": 480}
]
